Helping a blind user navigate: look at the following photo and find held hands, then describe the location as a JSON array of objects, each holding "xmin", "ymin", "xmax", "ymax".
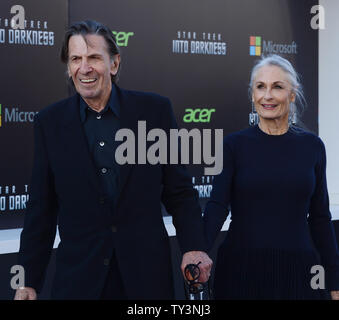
[
  {"xmin": 14, "ymin": 287, "xmax": 37, "ymax": 300},
  {"xmin": 181, "ymin": 251, "xmax": 213, "ymax": 283}
]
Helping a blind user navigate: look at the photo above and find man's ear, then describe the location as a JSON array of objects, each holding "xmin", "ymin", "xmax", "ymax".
[
  {"xmin": 67, "ymin": 65, "xmax": 71, "ymax": 78},
  {"xmin": 110, "ymin": 54, "xmax": 121, "ymax": 76}
]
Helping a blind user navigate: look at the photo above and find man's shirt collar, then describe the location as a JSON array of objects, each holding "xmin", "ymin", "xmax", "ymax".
[{"xmin": 79, "ymin": 85, "xmax": 120, "ymax": 122}]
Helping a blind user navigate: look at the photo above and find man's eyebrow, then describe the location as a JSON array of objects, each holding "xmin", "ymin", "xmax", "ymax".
[
  {"xmin": 68, "ymin": 53, "xmax": 104, "ymax": 60},
  {"xmin": 69, "ymin": 54, "xmax": 80, "ymax": 59},
  {"xmin": 88, "ymin": 53, "xmax": 104, "ymax": 57}
]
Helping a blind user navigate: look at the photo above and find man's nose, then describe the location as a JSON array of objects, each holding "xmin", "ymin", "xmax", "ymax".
[{"xmin": 79, "ymin": 59, "xmax": 92, "ymax": 74}]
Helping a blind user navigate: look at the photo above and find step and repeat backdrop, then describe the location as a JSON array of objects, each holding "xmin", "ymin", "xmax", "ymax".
[
  {"xmin": 0, "ymin": 0, "xmax": 319, "ymax": 229},
  {"xmin": 0, "ymin": 0, "xmax": 68, "ymax": 229}
]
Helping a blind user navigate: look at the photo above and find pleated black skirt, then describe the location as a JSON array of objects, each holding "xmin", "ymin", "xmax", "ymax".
[{"xmin": 213, "ymin": 246, "xmax": 330, "ymax": 300}]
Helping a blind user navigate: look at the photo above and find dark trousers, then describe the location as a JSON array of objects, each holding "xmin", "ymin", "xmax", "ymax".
[{"xmin": 100, "ymin": 251, "xmax": 127, "ymax": 300}]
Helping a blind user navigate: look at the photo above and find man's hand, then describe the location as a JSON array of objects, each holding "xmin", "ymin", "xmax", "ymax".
[
  {"xmin": 331, "ymin": 290, "xmax": 339, "ymax": 300},
  {"xmin": 181, "ymin": 251, "xmax": 213, "ymax": 283},
  {"xmin": 14, "ymin": 287, "xmax": 37, "ymax": 300}
]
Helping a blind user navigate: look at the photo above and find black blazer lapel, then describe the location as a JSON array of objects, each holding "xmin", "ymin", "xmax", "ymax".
[
  {"xmin": 115, "ymin": 86, "xmax": 140, "ymax": 202},
  {"xmin": 60, "ymin": 94, "xmax": 103, "ymax": 193}
]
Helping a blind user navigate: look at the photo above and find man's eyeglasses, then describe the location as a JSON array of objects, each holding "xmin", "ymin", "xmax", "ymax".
[{"xmin": 184, "ymin": 262, "xmax": 205, "ymax": 294}]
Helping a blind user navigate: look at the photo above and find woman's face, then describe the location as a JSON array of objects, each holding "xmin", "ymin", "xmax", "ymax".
[{"xmin": 252, "ymin": 65, "xmax": 295, "ymax": 122}]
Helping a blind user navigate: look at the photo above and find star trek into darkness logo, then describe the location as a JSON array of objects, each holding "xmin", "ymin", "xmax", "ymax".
[
  {"xmin": 0, "ymin": 185, "xmax": 29, "ymax": 212},
  {"xmin": 192, "ymin": 176, "xmax": 214, "ymax": 199},
  {"xmin": 0, "ymin": 5, "xmax": 54, "ymax": 46},
  {"xmin": 172, "ymin": 31, "xmax": 227, "ymax": 55}
]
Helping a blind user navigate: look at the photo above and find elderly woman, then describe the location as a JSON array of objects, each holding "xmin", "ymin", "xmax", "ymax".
[{"xmin": 203, "ymin": 54, "xmax": 339, "ymax": 300}]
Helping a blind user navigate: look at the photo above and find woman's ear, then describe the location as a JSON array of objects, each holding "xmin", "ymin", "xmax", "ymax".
[{"xmin": 290, "ymin": 91, "xmax": 296, "ymax": 103}]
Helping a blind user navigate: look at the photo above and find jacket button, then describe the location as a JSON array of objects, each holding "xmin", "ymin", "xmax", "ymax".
[
  {"xmin": 111, "ymin": 225, "xmax": 117, "ymax": 233},
  {"xmin": 103, "ymin": 258, "xmax": 110, "ymax": 266}
]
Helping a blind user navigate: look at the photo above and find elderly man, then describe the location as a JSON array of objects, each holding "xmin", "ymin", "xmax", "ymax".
[{"xmin": 15, "ymin": 20, "xmax": 212, "ymax": 300}]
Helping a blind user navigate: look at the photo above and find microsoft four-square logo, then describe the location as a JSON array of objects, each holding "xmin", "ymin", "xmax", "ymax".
[{"xmin": 250, "ymin": 36, "xmax": 261, "ymax": 56}]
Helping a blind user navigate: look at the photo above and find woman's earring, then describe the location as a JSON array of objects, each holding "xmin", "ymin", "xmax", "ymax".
[
  {"xmin": 249, "ymin": 101, "xmax": 259, "ymax": 126},
  {"xmin": 291, "ymin": 112, "xmax": 297, "ymax": 125}
]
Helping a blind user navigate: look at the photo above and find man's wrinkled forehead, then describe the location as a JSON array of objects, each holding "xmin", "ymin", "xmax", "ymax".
[{"xmin": 68, "ymin": 33, "xmax": 109, "ymax": 57}]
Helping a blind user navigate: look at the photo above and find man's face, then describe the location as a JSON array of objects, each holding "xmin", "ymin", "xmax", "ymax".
[{"xmin": 67, "ymin": 34, "xmax": 120, "ymax": 104}]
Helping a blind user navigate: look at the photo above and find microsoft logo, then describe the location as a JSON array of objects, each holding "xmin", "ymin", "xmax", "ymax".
[
  {"xmin": 0, "ymin": 104, "xmax": 38, "ymax": 127},
  {"xmin": 249, "ymin": 36, "xmax": 297, "ymax": 56},
  {"xmin": 250, "ymin": 36, "xmax": 261, "ymax": 56}
]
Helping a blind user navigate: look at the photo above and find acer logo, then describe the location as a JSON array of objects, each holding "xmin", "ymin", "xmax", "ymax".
[
  {"xmin": 183, "ymin": 108, "xmax": 215, "ymax": 123},
  {"xmin": 112, "ymin": 31, "xmax": 134, "ymax": 47}
]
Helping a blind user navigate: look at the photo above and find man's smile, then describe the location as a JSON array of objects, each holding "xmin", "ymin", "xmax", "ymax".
[{"xmin": 80, "ymin": 78, "xmax": 97, "ymax": 84}]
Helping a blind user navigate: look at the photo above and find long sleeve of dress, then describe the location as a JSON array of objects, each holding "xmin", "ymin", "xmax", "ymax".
[
  {"xmin": 203, "ymin": 138, "xmax": 234, "ymax": 251},
  {"xmin": 308, "ymin": 139, "xmax": 339, "ymax": 291}
]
